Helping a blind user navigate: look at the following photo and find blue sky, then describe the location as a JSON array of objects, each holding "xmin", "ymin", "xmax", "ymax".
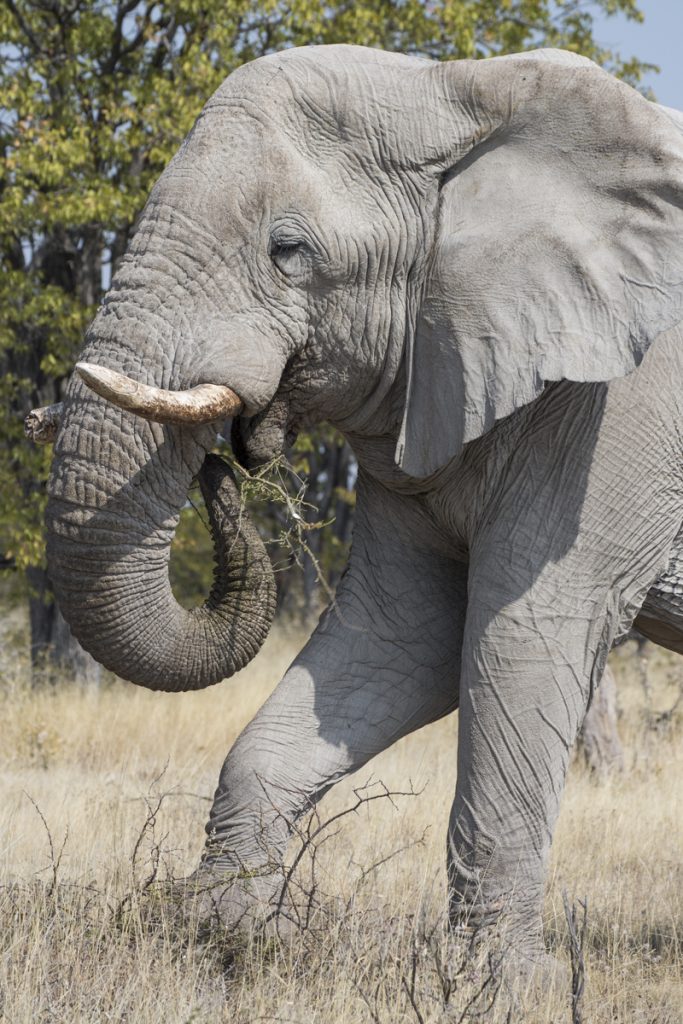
[{"xmin": 591, "ymin": 1, "xmax": 683, "ymax": 108}]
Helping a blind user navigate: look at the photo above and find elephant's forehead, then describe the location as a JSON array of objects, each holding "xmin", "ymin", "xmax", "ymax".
[
  {"xmin": 210, "ymin": 44, "xmax": 424, "ymax": 109},
  {"xmin": 152, "ymin": 111, "xmax": 331, "ymax": 240},
  {"xmin": 148, "ymin": 46, "xmax": 424, "ymax": 241},
  {"xmin": 203, "ymin": 60, "xmax": 347, "ymax": 153},
  {"xmin": 203, "ymin": 45, "xmax": 426, "ymax": 156},
  {"xmin": 177, "ymin": 111, "xmax": 294, "ymax": 183}
]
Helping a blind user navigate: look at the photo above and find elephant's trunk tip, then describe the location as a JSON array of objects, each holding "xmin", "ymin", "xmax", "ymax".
[{"xmin": 25, "ymin": 402, "xmax": 63, "ymax": 444}]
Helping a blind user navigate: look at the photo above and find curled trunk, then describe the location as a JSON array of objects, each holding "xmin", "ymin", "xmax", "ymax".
[{"xmin": 46, "ymin": 374, "xmax": 276, "ymax": 691}]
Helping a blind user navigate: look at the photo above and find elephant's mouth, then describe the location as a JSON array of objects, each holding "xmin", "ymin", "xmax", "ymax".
[{"xmin": 230, "ymin": 393, "xmax": 297, "ymax": 472}]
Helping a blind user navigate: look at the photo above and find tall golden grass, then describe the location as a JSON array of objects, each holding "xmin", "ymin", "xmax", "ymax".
[{"xmin": 1, "ymin": 627, "xmax": 681, "ymax": 1022}]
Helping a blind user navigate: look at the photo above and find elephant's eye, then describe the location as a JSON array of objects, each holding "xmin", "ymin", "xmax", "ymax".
[{"xmin": 269, "ymin": 236, "xmax": 310, "ymax": 278}]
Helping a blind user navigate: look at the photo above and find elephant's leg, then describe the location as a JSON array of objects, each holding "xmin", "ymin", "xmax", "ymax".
[
  {"xmin": 194, "ymin": 476, "xmax": 466, "ymax": 926},
  {"xmin": 446, "ymin": 341, "xmax": 683, "ymax": 966},
  {"xmin": 448, "ymin": 576, "xmax": 603, "ymax": 963},
  {"xmin": 449, "ymin": 490, "xmax": 681, "ymax": 963}
]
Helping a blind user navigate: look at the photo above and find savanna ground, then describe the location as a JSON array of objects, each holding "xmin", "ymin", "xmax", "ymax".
[{"xmin": 1, "ymin": 615, "xmax": 681, "ymax": 1023}]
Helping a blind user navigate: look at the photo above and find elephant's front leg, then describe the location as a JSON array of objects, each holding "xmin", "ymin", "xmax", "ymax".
[{"xmin": 194, "ymin": 476, "xmax": 466, "ymax": 928}]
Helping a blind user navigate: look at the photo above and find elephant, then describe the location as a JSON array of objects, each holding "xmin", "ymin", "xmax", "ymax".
[{"xmin": 42, "ymin": 44, "xmax": 683, "ymax": 972}]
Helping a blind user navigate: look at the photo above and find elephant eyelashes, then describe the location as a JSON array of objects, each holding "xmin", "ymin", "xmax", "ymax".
[{"xmin": 269, "ymin": 237, "xmax": 310, "ymax": 277}]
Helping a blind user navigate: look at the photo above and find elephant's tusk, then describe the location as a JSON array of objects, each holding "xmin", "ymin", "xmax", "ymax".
[
  {"xmin": 75, "ymin": 362, "xmax": 243, "ymax": 425},
  {"xmin": 25, "ymin": 402, "xmax": 63, "ymax": 444}
]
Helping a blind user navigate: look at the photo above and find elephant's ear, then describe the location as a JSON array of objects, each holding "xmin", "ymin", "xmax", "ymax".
[{"xmin": 396, "ymin": 50, "xmax": 683, "ymax": 478}]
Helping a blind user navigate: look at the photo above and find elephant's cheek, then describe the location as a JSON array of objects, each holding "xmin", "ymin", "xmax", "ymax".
[{"xmin": 195, "ymin": 325, "xmax": 290, "ymax": 417}]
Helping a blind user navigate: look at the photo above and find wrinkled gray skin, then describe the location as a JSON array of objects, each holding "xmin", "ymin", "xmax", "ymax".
[{"xmin": 46, "ymin": 45, "xmax": 683, "ymax": 967}]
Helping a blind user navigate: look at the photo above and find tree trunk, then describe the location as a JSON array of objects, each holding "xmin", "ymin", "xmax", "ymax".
[{"xmin": 579, "ymin": 664, "xmax": 624, "ymax": 774}]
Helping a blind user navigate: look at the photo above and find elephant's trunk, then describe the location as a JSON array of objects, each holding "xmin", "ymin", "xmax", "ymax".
[{"xmin": 46, "ymin": 375, "xmax": 276, "ymax": 691}]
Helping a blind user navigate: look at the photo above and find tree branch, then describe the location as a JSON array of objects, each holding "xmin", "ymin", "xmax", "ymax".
[{"xmin": 2, "ymin": 0, "xmax": 44, "ymax": 53}]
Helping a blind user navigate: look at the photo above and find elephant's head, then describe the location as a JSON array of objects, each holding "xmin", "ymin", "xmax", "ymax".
[{"xmin": 46, "ymin": 45, "xmax": 683, "ymax": 689}]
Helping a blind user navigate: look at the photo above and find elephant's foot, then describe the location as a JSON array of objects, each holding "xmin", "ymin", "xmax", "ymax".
[
  {"xmin": 189, "ymin": 861, "xmax": 294, "ymax": 936},
  {"xmin": 447, "ymin": 896, "xmax": 570, "ymax": 1007},
  {"xmin": 130, "ymin": 861, "xmax": 298, "ymax": 944},
  {"xmin": 441, "ymin": 931, "xmax": 569, "ymax": 1021},
  {"xmin": 503, "ymin": 946, "xmax": 570, "ymax": 996}
]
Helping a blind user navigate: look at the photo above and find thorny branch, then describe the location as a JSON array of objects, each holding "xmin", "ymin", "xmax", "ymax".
[
  {"xmin": 23, "ymin": 791, "xmax": 69, "ymax": 895},
  {"xmin": 115, "ymin": 762, "xmax": 174, "ymax": 918},
  {"xmin": 268, "ymin": 778, "xmax": 425, "ymax": 929}
]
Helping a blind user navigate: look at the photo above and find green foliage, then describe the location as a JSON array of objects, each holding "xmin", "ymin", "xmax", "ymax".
[
  {"xmin": 169, "ymin": 496, "xmax": 216, "ymax": 608},
  {"xmin": 0, "ymin": 0, "xmax": 650, "ymax": 600}
]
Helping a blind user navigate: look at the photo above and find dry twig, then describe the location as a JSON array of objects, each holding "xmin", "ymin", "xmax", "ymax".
[{"xmin": 562, "ymin": 890, "xmax": 588, "ymax": 1024}]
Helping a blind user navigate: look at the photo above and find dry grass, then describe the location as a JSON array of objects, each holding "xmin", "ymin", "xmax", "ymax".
[{"xmin": 0, "ymin": 628, "xmax": 681, "ymax": 1023}]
